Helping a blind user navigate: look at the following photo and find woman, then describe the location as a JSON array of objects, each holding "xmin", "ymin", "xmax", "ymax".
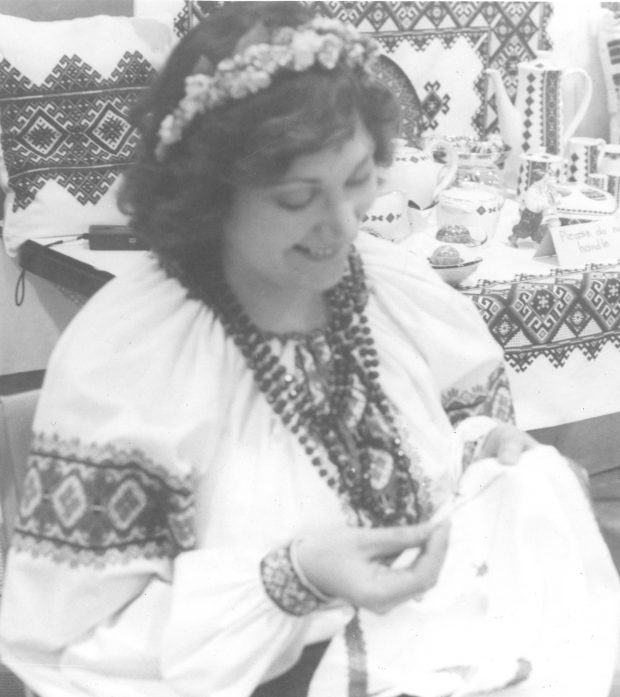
[{"xmin": 0, "ymin": 4, "xmax": 618, "ymax": 696}]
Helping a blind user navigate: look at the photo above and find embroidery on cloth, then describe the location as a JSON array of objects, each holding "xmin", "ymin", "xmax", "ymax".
[
  {"xmin": 345, "ymin": 611, "xmax": 368, "ymax": 697},
  {"xmin": 0, "ymin": 52, "xmax": 156, "ymax": 210},
  {"xmin": 441, "ymin": 364, "xmax": 515, "ymax": 428},
  {"xmin": 462, "ymin": 264, "xmax": 620, "ymax": 371},
  {"xmin": 461, "ymin": 439, "xmax": 481, "ymax": 470},
  {"xmin": 260, "ymin": 544, "xmax": 326, "ymax": 616},
  {"xmin": 12, "ymin": 433, "xmax": 196, "ymax": 567}
]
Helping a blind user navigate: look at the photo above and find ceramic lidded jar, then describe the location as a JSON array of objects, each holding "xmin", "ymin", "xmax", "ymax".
[
  {"xmin": 436, "ymin": 187, "xmax": 504, "ymax": 246},
  {"xmin": 379, "ymin": 138, "xmax": 457, "ymax": 211},
  {"xmin": 448, "ymin": 136, "xmax": 509, "ymax": 198}
]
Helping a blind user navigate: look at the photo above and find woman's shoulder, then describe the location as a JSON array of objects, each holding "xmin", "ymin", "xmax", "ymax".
[
  {"xmin": 355, "ymin": 232, "xmax": 503, "ymax": 386},
  {"xmin": 44, "ymin": 254, "xmax": 233, "ymax": 408},
  {"xmin": 355, "ymin": 232, "xmax": 495, "ymax": 344},
  {"xmin": 356, "ymin": 231, "xmax": 457, "ymax": 298},
  {"xmin": 54, "ymin": 255, "xmax": 211, "ymax": 362},
  {"xmin": 36, "ymin": 256, "xmax": 235, "ymax": 472}
]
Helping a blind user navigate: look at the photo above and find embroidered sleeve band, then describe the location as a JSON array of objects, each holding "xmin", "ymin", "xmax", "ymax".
[
  {"xmin": 12, "ymin": 432, "xmax": 196, "ymax": 567},
  {"xmin": 260, "ymin": 542, "xmax": 330, "ymax": 616},
  {"xmin": 442, "ymin": 364, "xmax": 515, "ymax": 428}
]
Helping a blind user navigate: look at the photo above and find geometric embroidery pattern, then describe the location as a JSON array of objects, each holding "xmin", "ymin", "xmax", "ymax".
[
  {"xmin": 12, "ymin": 433, "xmax": 195, "ymax": 568},
  {"xmin": 373, "ymin": 28, "xmax": 490, "ymax": 137},
  {"xmin": 420, "ymin": 80, "xmax": 451, "ymax": 132},
  {"xmin": 373, "ymin": 54, "xmax": 422, "ymax": 141},
  {"xmin": 522, "ymin": 72, "xmax": 535, "ymax": 153},
  {"xmin": 345, "ymin": 611, "xmax": 369, "ymax": 697},
  {"xmin": 441, "ymin": 364, "xmax": 516, "ymax": 428},
  {"xmin": 461, "ymin": 263, "xmax": 620, "ymax": 371},
  {"xmin": 542, "ymin": 69, "xmax": 561, "ymax": 155},
  {"xmin": 175, "ymin": 3, "xmax": 554, "ymax": 138},
  {"xmin": 0, "ymin": 52, "xmax": 156, "ymax": 210},
  {"xmin": 260, "ymin": 544, "xmax": 326, "ymax": 616}
]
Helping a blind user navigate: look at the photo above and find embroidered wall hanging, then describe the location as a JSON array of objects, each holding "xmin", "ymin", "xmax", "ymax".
[
  {"xmin": 373, "ymin": 27, "xmax": 490, "ymax": 137},
  {"xmin": 373, "ymin": 54, "xmax": 423, "ymax": 141},
  {"xmin": 166, "ymin": 1, "xmax": 553, "ymax": 138}
]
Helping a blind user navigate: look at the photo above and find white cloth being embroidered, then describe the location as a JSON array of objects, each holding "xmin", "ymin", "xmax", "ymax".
[
  {"xmin": 0, "ymin": 234, "xmax": 618, "ymax": 697},
  {"xmin": 308, "ymin": 450, "xmax": 620, "ymax": 697}
]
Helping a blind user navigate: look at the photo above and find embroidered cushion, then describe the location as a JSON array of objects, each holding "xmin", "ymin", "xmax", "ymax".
[
  {"xmin": 599, "ymin": 9, "xmax": 620, "ymax": 143},
  {"xmin": 0, "ymin": 14, "xmax": 175, "ymax": 255}
]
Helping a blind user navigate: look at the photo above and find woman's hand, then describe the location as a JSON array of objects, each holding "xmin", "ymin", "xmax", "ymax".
[
  {"xmin": 295, "ymin": 522, "xmax": 450, "ymax": 614},
  {"xmin": 478, "ymin": 423, "xmax": 538, "ymax": 466}
]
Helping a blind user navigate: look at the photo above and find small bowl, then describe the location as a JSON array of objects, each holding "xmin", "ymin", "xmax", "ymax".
[{"xmin": 429, "ymin": 258, "xmax": 481, "ymax": 286}]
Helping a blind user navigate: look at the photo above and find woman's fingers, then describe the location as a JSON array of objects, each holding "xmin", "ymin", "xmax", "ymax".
[
  {"xmin": 481, "ymin": 425, "xmax": 538, "ymax": 466},
  {"xmin": 364, "ymin": 523, "xmax": 451, "ymax": 612},
  {"xmin": 393, "ymin": 522, "xmax": 449, "ymax": 586},
  {"xmin": 359, "ymin": 522, "xmax": 435, "ymax": 557},
  {"xmin": 295, "ymin": 522, "xmax": 451, "ymax": 613}
]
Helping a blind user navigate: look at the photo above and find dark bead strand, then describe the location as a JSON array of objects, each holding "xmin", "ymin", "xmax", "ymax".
[{"xmin": 200, "ymin": 249, "xmax": 421, "ymax": 527}]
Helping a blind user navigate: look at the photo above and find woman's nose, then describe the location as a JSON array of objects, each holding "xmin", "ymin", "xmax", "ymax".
[{"xmin": 324, "ymin": 196, "xmax": 359, "ymax": 239}]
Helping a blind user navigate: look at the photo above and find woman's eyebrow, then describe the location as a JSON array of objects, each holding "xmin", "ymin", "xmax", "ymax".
[{"xmin": 274, "ymin": 153, "xmax": 373, "ymax": 187}]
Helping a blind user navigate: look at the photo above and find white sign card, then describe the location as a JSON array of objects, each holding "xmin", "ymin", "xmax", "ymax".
[{"xmin": 534, "ymin": 220, "xmax": 620, "ymax": 266}]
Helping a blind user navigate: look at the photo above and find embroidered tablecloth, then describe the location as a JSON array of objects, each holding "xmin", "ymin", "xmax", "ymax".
[
  {"xmin": 461, "ymin": 263, "xmax": 620, "ymax": 429},
  {"xmin": 403, "ymin": 199, "xmax": 620, "ymax": 429}
]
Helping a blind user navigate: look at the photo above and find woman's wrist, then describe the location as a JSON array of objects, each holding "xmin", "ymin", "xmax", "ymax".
[{"xmin": 289, "ymin": 538, "xmax": 334, "ymax": 603}]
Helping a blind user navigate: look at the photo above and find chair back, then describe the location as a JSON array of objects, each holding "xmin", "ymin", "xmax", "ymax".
[
  {"xmin": 0, "ymin": 390, "xmax": 41, "ymax": 697},
  {"xmin": 0, "ymin": 390, "xmax": 40, "ymax": 554}
]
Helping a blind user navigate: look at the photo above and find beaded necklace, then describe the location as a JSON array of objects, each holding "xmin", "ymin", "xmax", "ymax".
[{"xmin": 202, "ymin": 248, "xmax": 422, "ymax": 527}]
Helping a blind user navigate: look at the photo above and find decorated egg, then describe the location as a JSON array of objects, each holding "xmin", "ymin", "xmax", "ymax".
[
  {"xmin": 429, "ymin": 244, "xmax": 463, "ymax": 267},
  {"xmin": 436, "ymin": 224, "xmax": 474, "ymax": 245}
]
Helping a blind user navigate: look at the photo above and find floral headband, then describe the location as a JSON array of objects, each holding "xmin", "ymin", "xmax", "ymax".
[{"xmin": 155, "ymin": 17, "xmax": 379, "ymax": 161}]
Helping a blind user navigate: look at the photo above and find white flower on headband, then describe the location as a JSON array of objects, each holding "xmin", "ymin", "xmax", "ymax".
[
  {"xmin": 154, "ymin": 17, "xmax": 379, "ymax": 161},
  {"xmin": 317, "ymin": 34, "xmax": 343, "ymax": 69}
]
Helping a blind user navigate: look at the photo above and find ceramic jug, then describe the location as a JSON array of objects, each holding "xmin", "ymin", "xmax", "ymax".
[
  {"xmin": 437, "ymin": 186, "xmax": 504, "ymax": 246},
  {"xmin": 567, "ymin": 136, "xmax": 606, "ymax": 185},
  {"xmin": 380, "ymin": 138, "xmax": 457, "ymax": 211},
  {"xmin": 597, "ymin": 144, "xmax": 620, "ymax": 177},
  {"xmin": 486, "ymin": 51, "xmax": 592, "ymax": 188},
  {"xmin": 361, "ymin": 190, "xmax": 412, "ymax": 243}
]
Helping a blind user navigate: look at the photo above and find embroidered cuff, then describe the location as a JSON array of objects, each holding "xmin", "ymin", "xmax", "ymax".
[
  {"xmin": 461, "ymin": 438, "xmax": 483, "ymax": 469},
  {"xmin": 260, "ymin": 542, "xmax": 329, "ymax": 616},
  {"xmin": 456, "ymin": 416, "xmax": 498, "ymax": 470}
]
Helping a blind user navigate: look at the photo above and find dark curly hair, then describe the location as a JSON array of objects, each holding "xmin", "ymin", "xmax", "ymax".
[{"xmin": 118, "ymin": 2, "xmax": 400, "ymax": 278}]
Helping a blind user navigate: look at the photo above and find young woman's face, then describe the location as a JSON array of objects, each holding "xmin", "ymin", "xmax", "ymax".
[{"xmin": 221, "ymin": 123, "xmax": 378, "ymax": 300}]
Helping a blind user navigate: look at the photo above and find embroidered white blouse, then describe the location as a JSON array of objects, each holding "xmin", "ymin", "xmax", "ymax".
[{"xmin": 2, "ymin": 234, "xmax": 614, "ymax": 697}]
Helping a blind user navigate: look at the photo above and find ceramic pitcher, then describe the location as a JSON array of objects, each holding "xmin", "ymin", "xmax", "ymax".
[
  {"xmin": 380, "ymin": 138, "xmax": 457, "ymax": 211},
  {"xmin": 486, "ymin": 51, "xmax": 592, "ymax": 187}
]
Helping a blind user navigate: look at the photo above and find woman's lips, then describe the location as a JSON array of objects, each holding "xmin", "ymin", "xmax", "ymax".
[{"xmin": 293, "ymin": 243, "xmax": 341, "ymax": 260}]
